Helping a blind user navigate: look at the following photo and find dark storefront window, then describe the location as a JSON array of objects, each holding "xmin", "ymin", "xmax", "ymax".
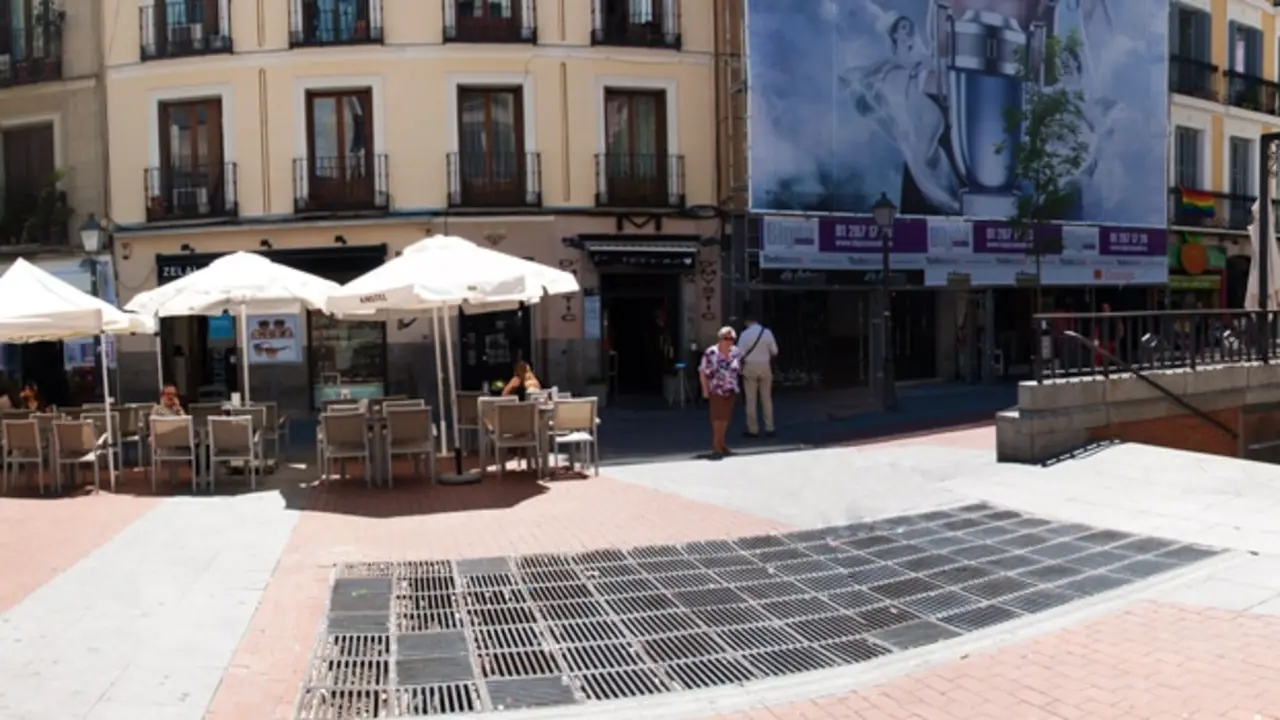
[{"xmin": 309, "ymin": 312, "xmax": 386, "ymax": 405}]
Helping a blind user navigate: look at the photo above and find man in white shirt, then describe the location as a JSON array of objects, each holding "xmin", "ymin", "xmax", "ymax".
[{"xmin": 737, "ymin": 315, "xmax": 778, "ymax": 437}]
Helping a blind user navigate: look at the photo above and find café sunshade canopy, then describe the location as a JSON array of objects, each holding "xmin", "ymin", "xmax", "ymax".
[{"xmin": 0, "ymin": 258, "xmax": 154, "ymax": 341}]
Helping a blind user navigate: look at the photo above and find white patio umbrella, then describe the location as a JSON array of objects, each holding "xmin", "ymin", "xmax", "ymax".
[
  {"xmin": 1246, "ymin": 199, "xmax": 1280, "ymax": 311},
  {"xmin": 124, "ymin": 251, "xmax": 339, "ymax": 402},
  {"xmin": 325, "ymin": 235, "xmax": 581, "ymax": 481},
  {"xmin": 0, "ymin": 258, "xmax": 158, "ymax": 492}
]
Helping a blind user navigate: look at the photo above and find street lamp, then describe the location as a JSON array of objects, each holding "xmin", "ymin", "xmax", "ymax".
[
  {"xmin": 78, "ymin": 214, "xmax": 106, "ymax": 254},
  {"xmin": 871, "ymin": 193, "xmax": 898, "ymax": 411}
]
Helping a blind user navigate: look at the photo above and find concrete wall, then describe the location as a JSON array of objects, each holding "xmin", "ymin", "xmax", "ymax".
[{"xmin": 997, "ymin": 364, "xmax": 1280, "ymax": 463}]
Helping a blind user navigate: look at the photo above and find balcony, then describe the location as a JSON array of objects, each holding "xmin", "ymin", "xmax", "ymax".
[
  {"xmin": 289, "ymin": 0, "xmax": 382, "ymax": 47},
  {"xmin": 0, "ymin": 11, "xmax": 62, "ymax": 88},
  {"xmin": 447, "ymin": 152, "xmax": 540, "ymax": 208},
  {"xmin": 595, "ymin": 153, "xmax": 684, "ymax": 208},
  {"xmin": 1223, "ymin": 70, "xmax": 1280, "ymax": 116},
  {"xmin": 1169, "ymin": 187, "xmax": 1253, "ymax": 231},
  {"xmin": 144, "ymin": 163, "xmax": 238, "ymax": 222},
  {"xmin": 444, "ymin": 0, "xmax": 535, "ymax": 43},
  {"xmin": 591, "ymin": 0, "xmax": 680, "ymax": 49},
  {"xmin": 293, "ymin": 154, "xmax": 389, "ymax": 213},
  {"xmin": 1169, "ymin": 55, "xmax": 1219, "ymax": 102},
  {"xmin": 0, "ymin": 182, "xmax": 69, "ymax": 248},
  {"xmin": 140, "ymin": 1, "xmax": 232, "ymax": 60}
]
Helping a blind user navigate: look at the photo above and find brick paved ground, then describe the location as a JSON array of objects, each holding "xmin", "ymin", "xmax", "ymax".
[
  {"xmin": 204, "ymin": 465, "xmax": 793, "ymax": 720},
  {"xmin": 0, "ymin": 488, "xmax": 160, "ymax": 613},
  {"xmin": 709, "ymin": 601, "xmax": 1280, "ymax": 720}
]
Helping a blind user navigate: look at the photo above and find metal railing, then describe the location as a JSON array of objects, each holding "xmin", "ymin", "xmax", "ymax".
[
  {"xmin": 443, "ymin": 0, "xmax": 535, "ymax": 42},
  {"xmin": 1169, "ymin": 55, "xmax": 1220, "ymax": 101},
  {"xmin": 139, "ymin": 1, "xmax": 232, "ymax": 60},
  {"xmin": 594, "ymin": 153, "xmax": 684, "ymax": 208},
  {"xmin": 289, "ymin": 0, "xmax": 382, "ymax": 46},
  {"xmin": 293, "ymin": 154, "xmax": 389, "ymax": 213},
  {"xmin": 1168, "ymin": 187, "xmax": 1254, "ymax": 230},
  {"xmin": 1224, "ymin": 70, "xmax": 1280, "ymax": 115},
  {"xmin": 1033, "ymin": 309, "xmax": 1280, "ymax": 383},
  {"xmin": 0, "ymin": 16, "xmax": 61, "ymax": 87},
  {"xmin": 144, "ymin": 163, "xmax": 238, "ymax": 221},
  {"xmin": 591, "ymin": 0, "xmax": 680, "ymax": 49},
  {"xmin": 447, "ymin": 151, "xmax": 541, "ymax": 207}
]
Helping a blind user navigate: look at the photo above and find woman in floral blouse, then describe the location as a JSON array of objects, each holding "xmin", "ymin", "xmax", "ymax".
[{"xmin": 699, "ymin": 326, "xmax": 743, "ymax": 458}]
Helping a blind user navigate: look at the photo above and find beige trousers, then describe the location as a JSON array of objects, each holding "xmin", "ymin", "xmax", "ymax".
[{"xmin": 741, "ymin": 362, "xmax": 774, "ymax": 434}]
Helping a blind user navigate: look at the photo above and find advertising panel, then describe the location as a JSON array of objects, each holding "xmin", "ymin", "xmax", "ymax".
[{"xmin": 746, "ymin": 0, "xmax": 1168, "ymax": 230}]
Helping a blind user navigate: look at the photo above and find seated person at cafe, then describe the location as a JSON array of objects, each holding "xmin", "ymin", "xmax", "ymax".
[
  {"xmin": 501, "ymin": 361, "xmax": 542, "ymax": 400},
  {"xmin": 18, "ymin": 382, "xmax": 42, "ymax": 411},
  {"xmin": 152, "ymin": 384, "xmax": 186, "ymax": 417}
]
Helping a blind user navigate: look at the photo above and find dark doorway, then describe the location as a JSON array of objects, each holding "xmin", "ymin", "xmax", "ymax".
[
  {"xmin": 890, "ymin": 290, "xmax": 938, "ymax": 381},
  {"xmin": 459, "ymin": 308, "xmax": 532, "ymax": 392},
  {"xmin": 19, "ymin": 341, "xmax": 69, "ymax": 407},
  {"xmin": 602, "ymin": 272, "xmax": 680, "ymax": 397}
]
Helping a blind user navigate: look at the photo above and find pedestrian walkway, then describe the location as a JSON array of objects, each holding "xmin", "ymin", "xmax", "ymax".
[{"xmin": 4, "ymin": 419, "xmax": 1280, "ymax": 719}]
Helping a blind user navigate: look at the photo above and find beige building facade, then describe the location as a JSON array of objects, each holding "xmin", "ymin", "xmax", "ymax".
[
  {"xmin": 0, "ymin": 0, "xmax": 112, "ymax": 408},
  {"xmin": 103, "ymin": 0, "xmax": 721, "ymax": 410}
]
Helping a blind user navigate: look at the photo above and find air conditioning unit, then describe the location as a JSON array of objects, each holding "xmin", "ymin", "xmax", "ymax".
[
  {"xmin": 173, "ymin": 186, "xmax": 210, "ymax": 215},
  {"xmin": 168, "ymin": 22, "xmax": 205, "ymax": 47}
]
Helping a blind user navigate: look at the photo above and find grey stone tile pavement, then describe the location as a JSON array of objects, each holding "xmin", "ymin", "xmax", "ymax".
[{"xmin": 0, "ymin": 492, "xmax": 299, "ymax": 720}]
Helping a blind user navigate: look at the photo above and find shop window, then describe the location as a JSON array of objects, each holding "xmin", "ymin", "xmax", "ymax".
[{"xmin": 309, "ymin": 312, "xmax": 386, "ymax": 406}]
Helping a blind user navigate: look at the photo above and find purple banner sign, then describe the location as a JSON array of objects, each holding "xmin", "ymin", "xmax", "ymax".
[
  {"xmin": 971, "ymin": 222, "xmax": 1063, "ymax": 254},
  {"xmin": 817, "ymin": 217, "xmax": 928, "ymax": 254},
  {"xmin": 1099, "ymin": 227, "xmax": 1167, "ymax": 256}
]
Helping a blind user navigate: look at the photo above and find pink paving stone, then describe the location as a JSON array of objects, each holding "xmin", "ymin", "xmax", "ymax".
[
  {"xmin": 707, "ymin": 602, "xmax": 1280, "ymax": 720},
  {"xmin": 0, "ymin": 490, "xmax": 161, "ymax": 613},
  {"xmin": 204, "ymin": 473, "xmax": 792, "ymax": 720}
]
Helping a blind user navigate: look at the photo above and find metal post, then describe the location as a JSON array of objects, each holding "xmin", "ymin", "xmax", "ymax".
[
  {"xmin": 1260, "ymin": 133, "xmax": 1280, "ymax": 362},
  {"xmin": 880, "ymin": 226, "xmax": 896, "ymax": 411}
]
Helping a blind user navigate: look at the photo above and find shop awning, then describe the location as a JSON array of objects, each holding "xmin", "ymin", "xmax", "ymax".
[{"xmin": 583, "ymin": 240, "xmax": 699, "ymax": 270}]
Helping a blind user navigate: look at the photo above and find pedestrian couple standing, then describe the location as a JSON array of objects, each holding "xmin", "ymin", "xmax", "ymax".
[{"xmin": 697, "ymin": 315, "xmax": 778, "ymax": 458}]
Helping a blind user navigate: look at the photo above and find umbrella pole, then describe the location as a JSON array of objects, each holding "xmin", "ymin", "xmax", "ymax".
[
  {"xmin": 154, "ymin": 334, "xmax": 164, "ymax": 394},
  {"xmin": 432, "ymin": 308, "xmax": 447, "ymax": 456},
  {"xmin": 438, "ymin": 308, "xmax": 480, "ymax": 485},
  {"xmin": 100, "ymin": 334, "xmax": 116, "ymax": 493},
  {"xmin": 239, "ymin": 305, "xmax": 251, "ymax": 403}
]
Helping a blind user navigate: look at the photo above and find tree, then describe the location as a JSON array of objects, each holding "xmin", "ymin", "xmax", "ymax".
[{"xmin": 997, "ymin": 30, "xmax": 1090, "ymax": 314}]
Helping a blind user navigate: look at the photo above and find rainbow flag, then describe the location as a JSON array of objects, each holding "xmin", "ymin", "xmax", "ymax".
[{"xmin": 1179, "ymin": 188, "xmax": 1216, "ymax": 218}]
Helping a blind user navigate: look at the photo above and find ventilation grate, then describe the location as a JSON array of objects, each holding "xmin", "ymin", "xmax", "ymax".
[
  {"xmin": 478, "ymin": 649, "xmax": 564, "ymax": 679},
  {"xmin": 577, "ymin": 668, "xmax": 670, "ymax": 701},
  {"xmin": 666, "ymin": 657, "xmax": 757, "ymax": 689},
  {"xmin": 560, "ymin": 642, "xmax": 646, "ymax": 673},
  {"xmin": 393, "ymin": 683, "xmax": 481, "ymax": 716},
  {"xmin": 938, "ymin": 604, "xmax": 1023, "ymax": 632},
  {"xmin": 297, "ymin": 688, "xmax": 390, "ymax": 719},
  {"xmin": 743, "ymin": 646, "xmax": 839, "ymax": 676},
  {"xmin": 306, "ymin": 658, "xmax": 390, "ymax": 689}
]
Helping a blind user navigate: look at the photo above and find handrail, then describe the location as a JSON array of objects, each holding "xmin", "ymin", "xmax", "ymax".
[{"xmin": 1060, "ymin": 330, "xmax": 1238, "ymax": 440}]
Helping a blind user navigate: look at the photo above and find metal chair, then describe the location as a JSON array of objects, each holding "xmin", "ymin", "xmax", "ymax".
[
  {"xmin": 82, "ymin": 411, "xmax": 121, "ymax": 472},
  {"xmin": 52, "ymin": 420, "xmax": 105, "ymax": 492},
  {"xmin": 385, "ymin": 407, "xmax": 436, "ymax": 486},
  {"xmin": 259, "ymin": 401, "xmax": 289, "ymax": 462},
  {"xmin": 550, "ymin": 397, "xmax": 601, "ymax": 476},
  {"xmin": 455, "ymin": 391, "xmax": 483, "ymax": 454},
  {"xmin": 117, "ymin": 405, "xmax": 145, "ymax": 466},
  {"xmin": 150, "ymin": 415, "xmax": 197, "ymax": 493},
  {"xmin": 368, "ymin": 395, "xmax": 408, "ymax": 415},
  {"xmin": 320, "ymin": 411, "xmax": 372, "ymax": 485},
  {"xmin": 490, "ymin": 402, "xmax": 541, "ymax": 480},
  {"xmin": 208, "ymin": 415, "xmax": 260, "ymax": 492},
  {"xmin": 381, "ymin": 398, "xmax": 426, "ymax": 413},
  {"xmin": 315, "ymin": 404, "xmax": 362, "ymax": 470},
  {"xmin": 477, "ymin": 395, "xmax": 520, "ymax": 472},
  {"xmin": 2, "ymin": 419, "xmax": 44, "ymax": 493}
]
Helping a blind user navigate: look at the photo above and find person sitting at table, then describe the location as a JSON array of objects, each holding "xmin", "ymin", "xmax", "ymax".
[
  {"xmin": 18, "ymin": 382, "xmax": 42, "ymax": 411},
  {"xmin": 152, "ymin": 383, "xmax": 186, "ymax": 417},
  {"xmin": 501, "ymin": 361, "xmax": 542, "ymax": 401}
]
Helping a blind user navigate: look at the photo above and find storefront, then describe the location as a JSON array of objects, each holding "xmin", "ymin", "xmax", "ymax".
[
  {"xmin": 0, "ymin": 254, "xmax": 118, "ymax": 408},
  {"xmin": 1164, "ymin": 233, "xmax": 1228, "ymax": 309}
]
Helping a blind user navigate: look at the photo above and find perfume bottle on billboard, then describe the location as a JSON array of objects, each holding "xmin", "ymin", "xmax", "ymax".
[{"xmin": 934, "ymin": 1, "xmax": 1048, "ymax": 219}]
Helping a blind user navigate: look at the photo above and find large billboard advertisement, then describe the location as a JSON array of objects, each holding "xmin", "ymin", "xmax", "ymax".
[{"xmin": 746, "ymin": 0, "xmax": 1168, "ymax": 231}]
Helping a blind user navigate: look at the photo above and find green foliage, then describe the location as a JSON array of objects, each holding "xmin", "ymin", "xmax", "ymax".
[
  {"xmin": 1, "ymin": 168, "xmax": 74, "ymax": 245},
  {"xmin": 997, "ymin": 30, "xmax": 1090, "ymax": 250}
]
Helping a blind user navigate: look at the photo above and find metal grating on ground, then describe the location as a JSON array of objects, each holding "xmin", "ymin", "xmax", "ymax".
[{"xmin": 296, "ymin": 504, "xmax": 1224, "ymax": 718}]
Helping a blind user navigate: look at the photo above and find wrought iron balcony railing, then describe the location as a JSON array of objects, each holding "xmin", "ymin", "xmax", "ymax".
[
  {"xmin": 289, "ymin": 0, "xmax": 382, "ymax": 47},
  {"xmin": 1223, "ymin": 70, "xmax": 1280, "ymax": 116},
  {"xmin": 145, "ymin": 163, "xmax": 238, "ymax": 221},
  {"xmin": 1169, "ymin": 55, "xmax": 1220, "ymax": 102},
  {"xmin": 443, "ymin": 0, "xmax": 535, "ymax": 43},
  {"xmin": 293, "ymin": 154, "xmax": 389, "ymax": 213},
  {"xmin": 447, "ymin": 151, "xmax": 541, "ymax": 208},
  {"xmin": 0, "ymin": 10, "xmax": 62, "ymax": 87},
  {"xmin": 594, "ymin": 153, "xmax": 685, "ymax": 208},
  {"xmin": 591, "ymin": 0, "xmax": 680, "ymax": 49},
  {"xmin": 140, "ymin": 1, "xmax": 232, "ymax": 60},
  {"xmin": 1168, "ymin": 187, "xmax": 1254, "ymax": 231}
]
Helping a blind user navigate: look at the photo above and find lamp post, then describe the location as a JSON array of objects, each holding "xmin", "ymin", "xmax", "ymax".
[
  {"xmin": 78, "ymin": 214, "xmax": 105, "ymax": 254},
  {"xmin": 1260, "ymin": 133, "xmax": 1280, "ymax": 362},
  {"xmin": 871, "ymin": 193, "xmax": 898, "ymax": 411}
]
